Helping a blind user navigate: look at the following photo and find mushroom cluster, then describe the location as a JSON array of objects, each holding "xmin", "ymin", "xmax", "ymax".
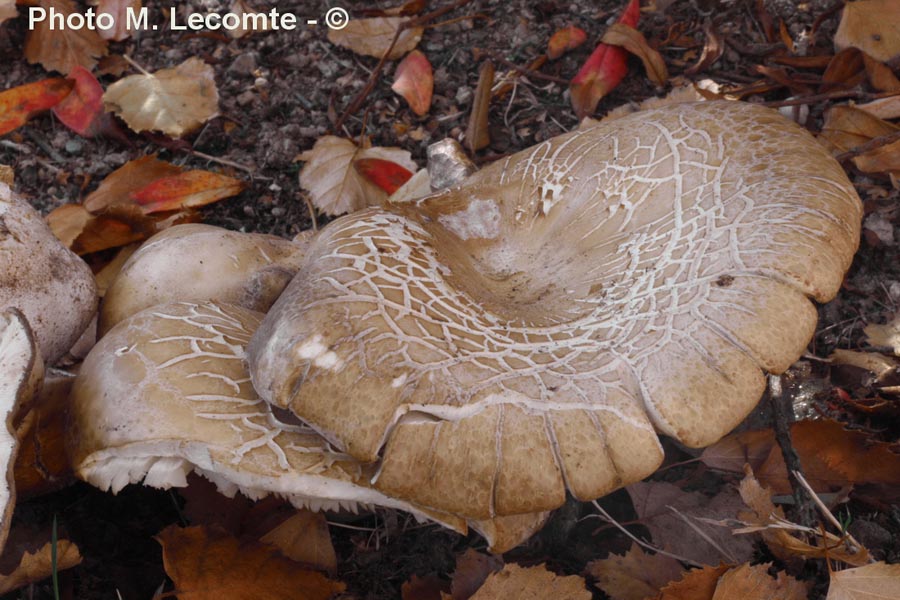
[{"xmin": 67, "ymin": 100, "xmax": 861, "ymax": 550}]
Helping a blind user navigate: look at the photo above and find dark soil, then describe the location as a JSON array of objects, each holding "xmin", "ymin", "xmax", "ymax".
[{"xmin": 1, "ymin": 0, "xmax": 898, "ymax": 599}]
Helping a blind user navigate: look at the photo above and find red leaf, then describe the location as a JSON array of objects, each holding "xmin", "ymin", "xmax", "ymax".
[
  {"xmin": 569, "ymin": 0, "xmax": 641, "ymax": 118},
  {"xmin": 130, "ymin": 170, "xmax": 246, "ymax": 214},
  {"xmin": 0, "ymin": 78, "xmax": 73, "ymax": 136},
  {"xmin": 547, "ymin": 25, "xmax": 587, "ymax": 60},
  {"xmin": 52, "ymin": 66, "xmax": 105, "ymax": 137},
  {"xmin": 392, "ymin": 50, "xmax": 434, "ymax": 116},
  {"xmin": 354, "ymin": 158, "xmax": 413, "ymax": 194}
]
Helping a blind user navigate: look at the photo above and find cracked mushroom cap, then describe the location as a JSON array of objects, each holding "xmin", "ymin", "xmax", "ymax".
[
  {"xmin": 248, "ymin": 101, "xmax": 862, "ymax": 519},
  {"xmin": 0, "ymin": 183, "xmax": 98, "ymax": 365},
  {"xmin": 69, "ymin": 300, "xmax": 546, "ymax": 552},
  {"xmin": 0, "ymin": 308, "xmax": 43, "ymax": 551},
  {"xmin": 99, "ymin": 224, "xmax": 312, "ymax": 336}
]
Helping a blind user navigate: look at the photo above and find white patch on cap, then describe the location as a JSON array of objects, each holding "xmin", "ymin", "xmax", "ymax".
[
  {"xmin": 438, "ymin": 199, "xmax": 501, "ymax": 240},
  {"xmin": 295, "ymin": 334, "xmax": 343, "ymax": 370}
]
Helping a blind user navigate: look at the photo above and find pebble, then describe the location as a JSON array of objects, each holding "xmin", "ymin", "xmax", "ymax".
[
  {"xmin": 64, "ymin": 139, "xmax": 82, "ymax": 154},
  {"xmin": 271, "ymin": 207, "xmax": 285, "ymax": 217},
  {"xmin": 229, "ymin": 52, "xmax": 259, "ymax": 76}
]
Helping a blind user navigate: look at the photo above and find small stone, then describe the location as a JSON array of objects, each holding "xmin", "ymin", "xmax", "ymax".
[
  {"xmin": 243, "ymin": 205, "xmax": 255, "ymax": 217},
  {"xmin": 271, "ymin": 206, "xmax": 285, "ymax": 217},
  {"xmin": 236, "ymin": 90, "xmax": 256, "ymax": 106},
  {"xmin": 64, "ymin": 139, "xmax": 82, "ymax": 154},
  {"xmin": 455, "ymin": 86, "xmax": 473, "ymax": 105},
  {"xmin": 228, "ymin": 52, "xmax": 259, "ymax": 76}
]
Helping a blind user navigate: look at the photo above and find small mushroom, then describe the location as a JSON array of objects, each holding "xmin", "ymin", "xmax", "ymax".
[
  {"xmin": 0, "ymin": 183, "xmax": 97, "ymax": 364},
  {"xmin": 248, "ymin": 101, "xmax": 862, "ymax": 519},
  {"xmin": 0, "ymin": 308, "xmax": 43, "ymax": 551},
  {"xmin": 69, "ymin": 300, "xmax": 545, "ymax": 551},
  {"xmin": 99, "ymin": 223, "xmax": 312, "ymax": 335}
]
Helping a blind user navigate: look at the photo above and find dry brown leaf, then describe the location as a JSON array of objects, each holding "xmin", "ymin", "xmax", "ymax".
[
  {"xmin": 130, "ymin": 169, "xmax": 245, "ymax": 214},
  {"xmin": 822, "ymin": 48, "xmax": 867, "ymax": 91},
  {"xmin": 299, "ymin": 135, "xmax": 416, "ymax": 216},
  {"xmin": 820, "ymin": 106, "xmax": 900, "ymax": 175},
  {"xmin": 46, "ymin": 203, "xmax": 145, "ymax": 255},
  {"xmin": 700, "ymin": 428, "xmax": 773, "ymax": 473},
  {"xmin": 711, "ymin": 563, "xmax": 807, "ymax": 600},
  {"xmin": 587, "ymin": 543, "xmax": 684, "ymax": 600},
  {"xmin": 827, "ymin": 561, "xmax": 900, "ymax": 600},
  {"xmin": 451, "ymin": 548, "xmax": 503, "ymax": 600},
  {"xmin": 259, "ymin": 510, "xmax": 337, "ymax": 575},
  {"xmin": 24, "ymin": 0, "xmax": 108, "ymax": 74},
  {"xmin": 656, "ymin": 564, "xmax": 730, "ymax": 600},
  {"xmin": 469, "ymin": 563, "xmax": 590, "ymax": 600},
  {"xmin": 547, "ymin": 25, "xmax": 588, "ymax": 60},
  {"xmin": 392, "ymin": 50, "xmax": 433, "ymax": 116},
  {"xmin": 465, "ymin": 61, "xmax": 493, "ymax": 153},
  {"xmin": 627, "ymin": 481, "xmax": 755, "ymax": 566},
  {"xmin": 829, "ymin": 349, "xmax": 898, "ymax": 380},
  {"xmin": 685, "ymin": 21, "xmax": 725, "ymax": 76},
  {"xmin": 96, "ymin": 0, "xmax": 141, "ymax": 41},
  {"xmin": 402, "ymin": 574, "xmax": 449, "ymax": 600},
  {"xmin": 157, "ymin": 525, "xmax": 345, "ymax": 600},
  {"xmin": 601, "ymin": 23, "xmax": 668, "ymax": 86},
  {"xmin": 737, "ymin": 467, "xmax": 870, "ymax": 566},
  {"xmin": 834, "ymin": 0, "xmax": 900, "ymax": 63},
  {"xmin": 863, "ymin": 53, "xmax": 900, "ymax": 92},
  {"xmin": 865, "ymin": 313, "xmax": 900, "ymax": 355},
  {"xmin": 0, "ymin": 540, "xmax": 82, "ymax": 594},
  {"xmin": 327, "ymin": 16, "xmax": 423, "ymax": 60},
  {"xmin": 103, "ymin": 57, "xmax": 219, "ymax": 137},
  {"xmin": 856, "ymin": 96, "xmax": 900, "ymax": 120},
  {"xmin": 0, "ymin": 0, "xmax": 16, "ymax": 24}
]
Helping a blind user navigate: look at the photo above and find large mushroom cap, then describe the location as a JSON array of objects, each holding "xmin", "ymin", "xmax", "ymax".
[
  {"xmin": 99, "ymin": 223, "xmax": 310, "ymax": 335},
  {"xmin": 249, "ymin": 101, "xmax": 862, "ymax": 519},
  {"xmin": 70, "ymin": 300, "xmax": 545, "ymax": 551},
  {"xmin": 0, "ymin": 183, "xmax": 98, "ymax": 364}
]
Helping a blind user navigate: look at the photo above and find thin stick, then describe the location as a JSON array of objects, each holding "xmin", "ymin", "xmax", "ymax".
[
  {"xmin": 768, "ymin": 374, "xmax": 816, "ymax": 528},
  {"xmin": 834, "ymin": 129, "xmax": 900, "ymax": 163},
  {"xmin": 189, "ymin": 149, "xmax": 263, "ymax": 175},
  {"xmin": 668, "ymin": 505, "xmax": 737, "ymax": 563},
  {"xmin": 792, "ymin": 469, "xmax": 870, "ymax": 560},
  {"xmin": 488, "ymin": 53, "xmax": 570, "ymax": 84},
  {"xmin": 590, "ymin": 501, "xmax": 705, "ymax": 568},
  {"xmin": 122, "ymin": 54, "xmax": 152, "ymax": 76}
]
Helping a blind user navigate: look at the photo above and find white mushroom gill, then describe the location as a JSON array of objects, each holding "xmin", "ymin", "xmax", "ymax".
[{"xmin": 248, "ymin": 101, "xmax": 862, "ymax": 520}]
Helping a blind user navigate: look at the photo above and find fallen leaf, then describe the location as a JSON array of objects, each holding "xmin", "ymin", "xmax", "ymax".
[
  {"xmin": 570, "ymin": 0, "xmax": 641, "ymax": 118},
  {"xmin": 327, "ymin": 16, "xmax": 423, "ymax": 60},
  {"xmin": 737, "ymin": 467, "xmax": 870, "ymax": 566},
  {"xmin": 547, "ymin": 25, "xmax": 587, "ymax": 60},
  {"xmin": 259, "ymin": 510, "xmax": 337, "ymax": 575},
  {"xmin": 469, "ymin": 563, "xmax": 590, "ymax": 600},
  {"xmin": 392, "ymin": 50, "xmax": 433, "ymax": 116},
  {"xmin": 685, "ymin": 20, "xmax": 724, "ymax": 76},
  {"xmin": 856, "ymin": 96, "xmax": 900, "ymax": 120},
  {"xmin": 96, "ymin": 0, "xmax": 141, "ymax": 41},
  {"xmin": 103, "ymin": 56, "xmax": 219, "ymax": 137},
  {"xmin": 354, "ymin": 158, "xmax": 414, "ymax": 194},
  {"xmin": 865, "ymin": 313, "xmax": 900, "ymax": 355},
  {"xmin": 834, "ymin": 0, "xmax": 900, "ymax": 63},
  {"xmin": 820, "ymin": 105, "xmax": 900, "ymax": 175},
  {"xmin": 130, "ymin": 170, "xmax": 245, "ymax": 214},
  {"xmin": 0, "ymin": 0, "xmax": 15, "ymax": 25},
  {"xmin": 699, "ymin": 428, "xmax": 774, "ymax": 473},
  {"xmin": 0, "ymin": 165, "xmax": 12, "ymax": 185},
  {"xmin": 829, "ymin": 349, "xmax": 897, "ymax": 380},
  {"xmin": 179, "ymin": 473, "xmax": 255, "ymax": 534},
  {"xmin": 51, "ymin": 66, "xmax": 106, "ymax": 137},
  {"xmin": 24, "ymin": 0, "xmax": 108, "ymax": 74},
  {"xmin": 46, "ymin": 203, "xmax": 145, "ymax": 254},
  {"xmin": 83, "ymin": 155, "xmax": 182, "ymax": 212},
  {"xmin": 827, "ymin": 561, "xmax": 900, "ymax": 600},
  {"xmin": 157, "ymin": 525, "xmax": 345, "ymax": 600},
  {"xmin": 587, "ymin": 543, "xmax": 684, "ymax": 600},
  {"xmin": 627, "ymin": 481, "xmax": 755, "ymax": 566},
  {"xmin": 863, "ymin": 53, "xmax": 900, "ymax": 92},
  {"xmin": 821, "ymin": 48, "xmax": 866, "ymax": 91},
  {"xmin": 0, "ymin": 540, "xmax": 82, "ymax": 594},
  {"xmin": 450, "ymin": 549, "xmax": 503, "ymax": 600},
  {"xmin": 711, "ymin": 563, "xmax": 807, "ymax": 600},
  {"xmin": 656, "ymin": 564, "xmax": 730, "ymax": 600},
  {"xmin": 299, "ymin": 135, "xmax": 416, "ymax": 216},
  {"xmin": 601, "ymin": 23, "xmax": 668, "ymax": 86},
  {"xmin": 465, "ymin": 60, "xmax": 493, "ymax": 153},
  {"xmin": 0, "ymin": 78, "xmax": 74, "ymax": 136}
]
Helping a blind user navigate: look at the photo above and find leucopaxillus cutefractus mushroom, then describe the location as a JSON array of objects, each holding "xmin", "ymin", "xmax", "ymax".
[
  {"xmin": 70, "ymin": 100, "xmax": 862, "ymax": 549},
  {"xmin": 249, "ymin": 101, "xmax": 862, "ymax": 521}
]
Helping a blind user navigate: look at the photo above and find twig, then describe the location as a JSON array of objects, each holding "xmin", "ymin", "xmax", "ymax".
[
  {"xmin": 487, "ymin": 52, "xmax": 570, "ymax": 84},
  {"xmin": 835, "ymin": 129, "xmax": 900, "ymax": 163},
  {"xmin": 668, "ymin": 506, "xmax": 737, "ymax": 563},
  {"xmin": 791, "ymin": 469, "xmax": 870, "ymax": 561},
  {"xmin": 22, "ymin": 128, "xmax": 65, "ymax": 163},
  {"xmin": 304, "ymin": 194, "xmax": 318, "ymax": 231},
  {"xmin": 768, "ymin": 374, "xmax": 816, "ymax": 528},
  {"xmin": 589, "ymin": 501, "xmax": 705, "ymax": 568},
  {"xmin": 334, "ymin": 0, "xmax": 475, "ymax": 131},
  {"xmin": 763, "ymin": 90, "xmax": 900, "ymax": 108},
  {"xmin": 188, "ymin": 149, "xmax": 264, "ymax": 176}
]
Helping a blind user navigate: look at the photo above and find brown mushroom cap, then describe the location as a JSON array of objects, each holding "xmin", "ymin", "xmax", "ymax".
[
  {"xmin": 99, "ymin": 224, "xmax": 311, "ymax": 336},
  {"xmin": 249, "ymin": 101, "xmax": 862, "ymax": 519},
  {"xmin": 70, "ymin": 300, "xmax": 545, "ymax": 551},
  {"xmin": 0, "ymin": 183, "xmax": 98, "ymax": 364}
]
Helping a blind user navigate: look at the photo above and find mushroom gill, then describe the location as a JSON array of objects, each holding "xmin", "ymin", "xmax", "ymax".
[{"xmin": 248, "ymin": 101, "xmax": 862, "ymax": 519}]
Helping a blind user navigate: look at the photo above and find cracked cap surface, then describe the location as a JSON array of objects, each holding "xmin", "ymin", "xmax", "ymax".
[{"xmin": 249, "ymin": 101, "xmax": 862, "ymax": 519}]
